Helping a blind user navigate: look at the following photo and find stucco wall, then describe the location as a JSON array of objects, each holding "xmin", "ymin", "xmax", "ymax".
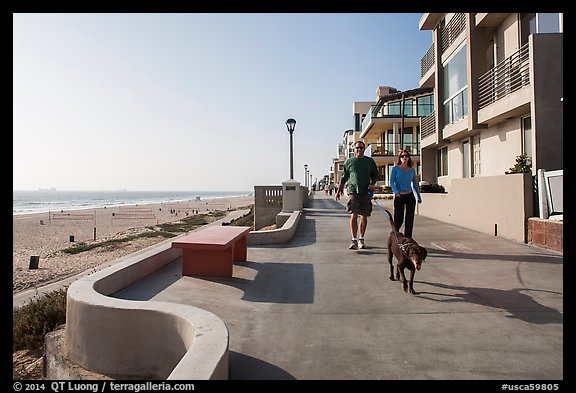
[{"xmin": 418, "ymin": 172, "xmax": 533, "ymax": 242}]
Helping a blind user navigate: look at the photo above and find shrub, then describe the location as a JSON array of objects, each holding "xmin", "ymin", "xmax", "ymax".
[
  {"xmin": 13, "ymin": 288, "xmax": 67, "ymax": 351},
  {"xmin": 420, "ymin": 183, "xmax": 445, "ymax": 193},
  {"xmin": 505, "ymin": 153, "xmax": 532, "ymax": 174}
]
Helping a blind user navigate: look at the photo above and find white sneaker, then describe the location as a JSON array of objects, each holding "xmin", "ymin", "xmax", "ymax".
[
  {"xmin": 358, "ymin": 238, "xmax": 365, "ymax": 249},
  {"xmin": 348, "ymin": 240, "xmax": 358, "ymax": 250}
]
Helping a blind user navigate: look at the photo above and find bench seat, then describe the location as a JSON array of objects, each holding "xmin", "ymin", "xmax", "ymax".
[{"xmin": 172, "ymin": 225, "xmax": 252, "ymax": 277}]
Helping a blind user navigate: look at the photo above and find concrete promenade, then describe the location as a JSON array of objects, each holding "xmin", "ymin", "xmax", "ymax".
[{"xmin": 114, "ymin": 193, "xmax": 564, "ymax": 380}]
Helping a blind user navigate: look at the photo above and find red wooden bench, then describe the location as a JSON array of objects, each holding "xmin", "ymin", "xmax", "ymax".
[{"xmin": 171, "ymin": 225, "xmax": 252, "ymax": 277}]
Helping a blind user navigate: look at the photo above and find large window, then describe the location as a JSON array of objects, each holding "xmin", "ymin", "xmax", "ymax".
[
  {"xmin": 403, "ymin": 98, "xmax": 414, "ymax": 117},
  {"xmin": 386, "ymin": 101, "xmax": 401, "ymax": 116},
  {"xmin": 443, "ymin": 44, "xmax": 468, "ymax": 126},
  {"xmin": 417, "ymin": 94, "xmax": 434, "ymax": 117},
  {"xmin": 402, "ymin": 127, "xmax": 414, "ymax": 154}
]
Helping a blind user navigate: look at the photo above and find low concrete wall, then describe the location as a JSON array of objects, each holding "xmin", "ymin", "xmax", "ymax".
[
  {"xmin": 418, "ymin": 173, "xmax": 533, "ymax": 243},
  {"xmin": 53, "ymin": 239, "xmax": 229, "ymax": 380},
  {"xmin": 46, "ymin": 206, "xmax": 304, "ymax": 379},
  {"xmin": 253, "ymin": 186, "xmax": 282, "ymax": 230},
  {"xmin": 248, "ymin": 210, "xmax": 301, "ymax": 245}
]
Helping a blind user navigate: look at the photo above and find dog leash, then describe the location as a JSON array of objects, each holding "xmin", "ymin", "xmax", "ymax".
[{"xmin": 368, "ymin": 191, "xmax": 407, "ymax": 252}]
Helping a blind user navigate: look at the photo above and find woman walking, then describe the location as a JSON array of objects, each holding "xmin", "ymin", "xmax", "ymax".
[{"xmin": 389, "ymin": 149, "xmax": 422, "ymax": 238}]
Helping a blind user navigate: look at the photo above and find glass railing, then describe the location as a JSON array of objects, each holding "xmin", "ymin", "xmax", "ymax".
[
  {"xmin": 361, "ymin": 106, "xmax": 374, "ymax": 132},
  {"xmin": 362, "ymin": 99, "xmax": 435, "ymax": 132}
]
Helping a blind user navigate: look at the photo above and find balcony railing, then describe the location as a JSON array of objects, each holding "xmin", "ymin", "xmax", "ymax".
[
  {"xmin": 420, "ymin": 111, "xmax": 436, "ymax": 139},
  {"xmin": 478, "ymin": 43, "xmax": 530, "ymax": 109},
  {"xmin": 440, "ymin": 13, "xmax": 466, "ymax": 54},
  {"xmin": 420, "ymin": 43, "xmax": 435, "ymax": 77},
  {"xmin": 370, "ymin": 142, "xmax": 420, "ymax": 157}
]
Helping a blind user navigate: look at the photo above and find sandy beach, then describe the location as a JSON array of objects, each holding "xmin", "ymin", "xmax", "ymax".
[{"xmin": 13, "ymin": 195, "xmax": 254, "ymax": 293}]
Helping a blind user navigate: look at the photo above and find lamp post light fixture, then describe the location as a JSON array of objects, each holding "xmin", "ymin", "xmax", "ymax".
[
  {"xmin": 285, "ymin": 118, "xmax": 296, "ymax": 180},
  {"xmin": 304, "ymin": 164, "xmax": 308, "ymax": 187}
]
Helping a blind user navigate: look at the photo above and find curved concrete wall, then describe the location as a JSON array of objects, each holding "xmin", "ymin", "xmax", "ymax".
[
  {"xmin": 60, "ymin": 209, "xmax": 304, "ymax": 380},
  {"xmin": 63, "ymin": 241, "xmax": 229, "ymax": 380},
  {"xmin": 248, "ymin": 210, "xmax": 301, "ymax": 245}
]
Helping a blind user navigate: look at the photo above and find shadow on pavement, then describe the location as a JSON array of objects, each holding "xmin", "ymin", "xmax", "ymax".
[
  {"xmin": 208, "ymin": 261, "xmax": 315, "ymax": 304},
  {"xmin": 417, "ymin": 280, "xmax": 563, "ymax": 324},
  {"xmin": 229, "ymin": 351, "xmax": 296, "ymax": 380},
  {"xmin": 427, "ymin": 248, "xmax": 563, "ymax": 264}
]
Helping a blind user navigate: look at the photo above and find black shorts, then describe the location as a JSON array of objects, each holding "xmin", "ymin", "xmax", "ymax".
[{"xmin": 346, "ymin": 193, "xmax": 373, "ymax": 216}]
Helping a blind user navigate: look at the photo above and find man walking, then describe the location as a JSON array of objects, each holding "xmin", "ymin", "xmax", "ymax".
[{"xmin": 335, "ymin": 140, "xmax": 378, "ymax": 250}]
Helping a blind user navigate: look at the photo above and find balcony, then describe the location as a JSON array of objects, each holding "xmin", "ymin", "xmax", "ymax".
[
  {"xmin": 440, "ymin": 13, "xmax": 466, "ymax": 54},
  {"xmin": 420, "ymin": 111, "xmax": 436, "ymax": 148},
  {"xmin": 419, "ymin": 13, "xmax": 443, "ymax": 31},
  {"xmin": 420, "ymin": 43, "xmax": 435, "ymax": 88},
  {"xmin": 477, "ymin": 43, "xmax": 531, "ymax": 125},
  {"xmin": 361, "ymin": 100, "xmax": 434, "ymax": 139},
  {"xmin": 370, "ymin": 142, "xmax": 420, "ymax": 158}
]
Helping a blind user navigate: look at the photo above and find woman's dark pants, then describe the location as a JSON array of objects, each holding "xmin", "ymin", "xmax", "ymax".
[{"xmin": 393, "ymin": 193, "xmax": 416, "ymax": 238}]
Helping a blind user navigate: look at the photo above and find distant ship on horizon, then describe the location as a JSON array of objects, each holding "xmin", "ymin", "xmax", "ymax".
[{"xmin": 38, "ymin": 187, "xmax": 57, "ymax": 191}]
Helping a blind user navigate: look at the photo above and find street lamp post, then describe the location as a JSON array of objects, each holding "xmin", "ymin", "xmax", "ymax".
[
  {"xmin": 285, "ymin": 118, "xmax": 296, "ymax": 179},
  {"xmin": 304, "ymin": 164, "xmax": 308, "ymax": 187}
]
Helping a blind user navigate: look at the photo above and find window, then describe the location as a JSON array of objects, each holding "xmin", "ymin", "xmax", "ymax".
[
  {"xmin": 442, "ymin": 44, "xmax": 468, "ymax": 126},
  {"xmin": 402, "ymin": 127, "xmax": 414, "ymax": 154},
  {"xmin": 386, "ymin": 130, "xmax": 394, "ymax": 154},
  {"xmin": 403, "ymin": 98, "xmax": 414, "ymax": 117},
  {"xmin": 354, "ymin": 113, "xmax": 361, "ymax": 131},
  {"xmin": 437, "ymin": 146, "xmax": 448, "ymax": 177},
  {"xmin": 417, "ymin": 94, "xmax": 434, "ymax": 117},
  {"xmin": 463, "ymin": 140, "xmax": 470, "ymax": 178},
  {"xmin": 386, "ymin": 101, "xmax": 401, "ymax": 116},
  {"xmin": 522, "ymin": 116, "xmax": 533, "ymax": 165},
  {"xmin": 377, "ymin": 166, "xmax": 386, "ymax": 182}
]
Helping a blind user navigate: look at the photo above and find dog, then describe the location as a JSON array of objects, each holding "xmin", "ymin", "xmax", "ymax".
[{"xmin": 384, "ymin": 209, "xmax": 427, "ymax": 294}]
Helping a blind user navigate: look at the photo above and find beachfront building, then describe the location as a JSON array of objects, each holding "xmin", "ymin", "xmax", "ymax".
[
  {"xmin": 415, "ymin": 12, "xmax": 563, "ymax": 242},
  {"xmin": 332, "ymin": 101, "xmax": 371, "ymax": 189},
  {"xmin": 358, "ymin": 85, "xmax": 434, "ymax": 188}
]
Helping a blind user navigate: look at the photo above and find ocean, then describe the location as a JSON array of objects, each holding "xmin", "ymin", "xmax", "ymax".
[{"xmin": 13, "ymin": 190, "xmax": 253, "ymax": 216}]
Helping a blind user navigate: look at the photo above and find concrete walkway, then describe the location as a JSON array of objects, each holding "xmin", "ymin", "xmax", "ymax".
[{"xmin": 113, "ymin": 193, "xmax": 563, "ymax": 380}]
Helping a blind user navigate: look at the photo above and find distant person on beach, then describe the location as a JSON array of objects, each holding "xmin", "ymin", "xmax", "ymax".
[
  {"xmin": 335, "ymin": 140, "xmax": 378, "ymax": 250},
  {"xmin": 390, "ymin": 149, "xmax": 422, "ymax": 238}
]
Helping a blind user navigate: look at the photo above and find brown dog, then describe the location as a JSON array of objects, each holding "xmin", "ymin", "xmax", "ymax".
[{"xmin": 384, "ymin": 209, "xmax": 427, "ymax": 294}]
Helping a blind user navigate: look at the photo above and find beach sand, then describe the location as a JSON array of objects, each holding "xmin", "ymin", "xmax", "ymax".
[{"xmin": 13, "ymin": 195, "xmax": 254, "ymax": 293}]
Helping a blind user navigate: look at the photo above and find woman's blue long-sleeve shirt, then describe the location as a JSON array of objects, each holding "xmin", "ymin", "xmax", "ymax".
[{"xmin": 390, "ymin": 166, "xmax": 422, "ymax": 203}]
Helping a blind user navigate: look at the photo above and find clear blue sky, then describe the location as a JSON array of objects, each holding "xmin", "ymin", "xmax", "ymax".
[{"xmin": 13, "ymin": 13, "xmax": 432, "ymax": 191}]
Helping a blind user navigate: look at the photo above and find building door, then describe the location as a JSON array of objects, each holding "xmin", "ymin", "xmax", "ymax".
[
  {"xmin": 472, "ymin": 135, "xmax": 481, "ymax": 177},
  {"xmin": 463, "ymin": 139, "xmax": 470, "ymax": 178}
]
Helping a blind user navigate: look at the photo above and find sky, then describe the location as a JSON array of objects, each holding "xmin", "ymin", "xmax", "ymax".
[{"xmin": 13, "ymin": 13, "xmax": 432, "ymax": 192}]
